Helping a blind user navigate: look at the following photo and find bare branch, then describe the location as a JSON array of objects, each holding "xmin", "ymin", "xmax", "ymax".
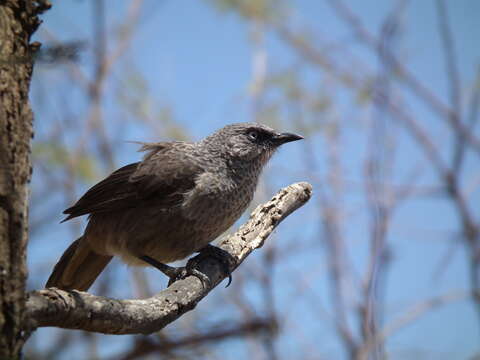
[
  {"xmin": 290, "ymin": 104, "xmax": 358, "ymax": 355},
  {"xmin": 436, "ymin": 0, "xmax": 464, "ymax": 172},
  {"xmin": 116, "ymin": 317, "xmax": 276, "ymax": 360},
  {"xmin": 360, "ymin": 5, "xmax": 404, "ymax": 356},
  {"xmin": 467, "ymin": 65, "xmax": 480, "ymax": 134},
  {"xmin": 436, "ymin": 0, "xmax": 461, "ymax": 115},
  {"xmin": 358, "ymin": 291, "xmax": 468, "ymax": 360},
  {"xmin": 278, "ymin": 25, "xmax": 448, "ymax": 176},
  {"xmin": 25, "ymin": 182, "xmax": 312, "ymax": 335},
  {"xmin": 326, "ymin": 0, "xmax": 447, "ymax": 115},
  {"xmin": 327, "ymin": 0, "xmax": 480, "ymax": 155}
]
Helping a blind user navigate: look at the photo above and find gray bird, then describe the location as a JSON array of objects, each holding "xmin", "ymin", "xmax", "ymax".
[{"xmin": 46, "ymin": 123, "xmax": 303, "ymax": 291}]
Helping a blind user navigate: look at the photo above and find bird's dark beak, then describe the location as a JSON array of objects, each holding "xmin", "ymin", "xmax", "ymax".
[{"xmin": 272, "ymin": 132, "xmax": 304, "ymax": 145}]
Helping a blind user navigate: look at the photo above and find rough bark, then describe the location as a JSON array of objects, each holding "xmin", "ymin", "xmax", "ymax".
[
  {"xmin": 0, "ymin": 1, "xmax": 50, "ymax": 357},
  {"xmin": 26, "ymin": 182, "xmax": 312, "ymax": 335}
]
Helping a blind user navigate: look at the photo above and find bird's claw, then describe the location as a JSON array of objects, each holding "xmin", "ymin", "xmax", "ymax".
[
  {"xmin": 195, "ymin": 244, "xmax": 233, "ymax": 287},
  {"xmin": 167, "ymin": 265, "xmax": 210, "ymax": 288},
  {"xmin": 140, "ymin": 244, "xmax": 233, "ymax": 289}
]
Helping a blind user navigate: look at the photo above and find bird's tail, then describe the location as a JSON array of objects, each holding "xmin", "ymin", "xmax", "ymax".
[{"xmin": 45, "ymin": 236, "xmax": 112, "ymax": 291}]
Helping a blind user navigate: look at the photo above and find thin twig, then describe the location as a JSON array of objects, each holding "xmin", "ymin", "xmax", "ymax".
[{"xmin": 436, "ymin": 0, "xmax": 463, "ymax": 172}]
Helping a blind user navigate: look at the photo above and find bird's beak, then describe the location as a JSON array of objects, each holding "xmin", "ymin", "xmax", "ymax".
[{"xmin": 272, "ymin": 132, "xmax": 304, "ymax": 145}]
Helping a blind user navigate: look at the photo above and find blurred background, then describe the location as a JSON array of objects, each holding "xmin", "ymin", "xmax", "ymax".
[{"xmin": 26, "ymin": 0, "xmax": 480, "ymax": 359}]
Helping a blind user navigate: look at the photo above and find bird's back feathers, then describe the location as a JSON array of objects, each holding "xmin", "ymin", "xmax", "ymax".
[{"xmin": 62, "ymin": 142, "xmax": 202, "ymax": 222}]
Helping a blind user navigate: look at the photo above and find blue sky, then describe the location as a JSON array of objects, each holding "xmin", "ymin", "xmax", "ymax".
[{"xmin": 28, "ymin": 1, "xmax": 480, "ymax": 359}]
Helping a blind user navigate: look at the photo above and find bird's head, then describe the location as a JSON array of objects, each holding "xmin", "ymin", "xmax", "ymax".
[{"xmin": 202, "ymin": 123, "xmax": 304, "ymax": 165}]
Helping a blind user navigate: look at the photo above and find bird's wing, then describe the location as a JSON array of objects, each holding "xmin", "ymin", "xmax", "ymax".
[{"xmin": 62, "ymin": 142, "xmax": 201, "ymax": 222}]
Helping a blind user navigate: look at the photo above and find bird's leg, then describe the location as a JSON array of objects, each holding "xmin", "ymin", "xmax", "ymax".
[
  {"xmin": 139, "ymin": 255, "xmax": 210, "ymax": 288},
  {"xmin": 140, "ymin": 244, "xmax": 233, "ymax": 288},
  {"xmin": 192, "ymin": 244, "xmax": 234, "ymax": 287},
  {"xmin": 139, "ymin": 255, "xmax": 182, "ymax": 279}
]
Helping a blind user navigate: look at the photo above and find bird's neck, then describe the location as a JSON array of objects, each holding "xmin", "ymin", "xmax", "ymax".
[{"xmin": 227, "ymin": 157, "xmax": 265, "ymax": 188}]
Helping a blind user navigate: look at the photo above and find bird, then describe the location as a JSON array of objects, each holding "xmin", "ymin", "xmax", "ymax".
[{"xmin": 45, "ymin": 122, "xmax": 303, "ymax": 291}]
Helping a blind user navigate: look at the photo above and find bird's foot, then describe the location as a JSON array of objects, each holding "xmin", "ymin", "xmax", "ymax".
[
  {"xmin": 139, "ymin": 255, "xmax": 210, "ymax": 288},
  {"xmin": 195, "ymin": 244, "xmax": 234, "ymax": 287},
  {"xmin": 140, "ymin": 244, "xmax": 233, "ymax": 288}
]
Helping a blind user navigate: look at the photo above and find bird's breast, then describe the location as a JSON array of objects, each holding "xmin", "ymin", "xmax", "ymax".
[{"xmin": 181, "ymin": 170, "xmax": 256, "ymax": 221}]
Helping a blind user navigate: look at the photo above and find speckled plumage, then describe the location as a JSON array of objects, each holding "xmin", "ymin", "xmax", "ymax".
[{"xmin": 46, "ymin": 123, "xmax": 303, "ymax": 291}]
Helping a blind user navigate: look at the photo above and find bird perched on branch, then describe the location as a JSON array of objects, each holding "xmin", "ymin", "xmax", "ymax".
[{"xmin": 46, "ymin": 123, "xmax": 303, "ymax": 291}]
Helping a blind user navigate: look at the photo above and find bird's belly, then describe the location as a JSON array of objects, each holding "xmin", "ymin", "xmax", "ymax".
[{"xmin": 85, "ymin": 198, "xmax": 249, "ymax": 266}]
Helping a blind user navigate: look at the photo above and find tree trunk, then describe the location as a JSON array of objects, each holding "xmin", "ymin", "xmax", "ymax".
[{"xmin": 0, "ymin": 1, "xmax": 49, "ymax": 357}]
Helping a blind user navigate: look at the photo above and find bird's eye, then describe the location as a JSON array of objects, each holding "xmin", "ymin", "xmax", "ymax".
[{"xmin": 247, "ymin": 130, "xmax": 259, "ymax": 141}]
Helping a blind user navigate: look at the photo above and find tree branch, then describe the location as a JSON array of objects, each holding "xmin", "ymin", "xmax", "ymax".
[
  {"xmin": 25, "ymin": 182, "xmax": 312, "ymax": 335},
  {"xmin": 116, "ymin": 317, "xmax": 276, "ymax": 360},
  {"xmin": 327, "ymin": 0, "xmax": 480, "ymax": 155}
]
